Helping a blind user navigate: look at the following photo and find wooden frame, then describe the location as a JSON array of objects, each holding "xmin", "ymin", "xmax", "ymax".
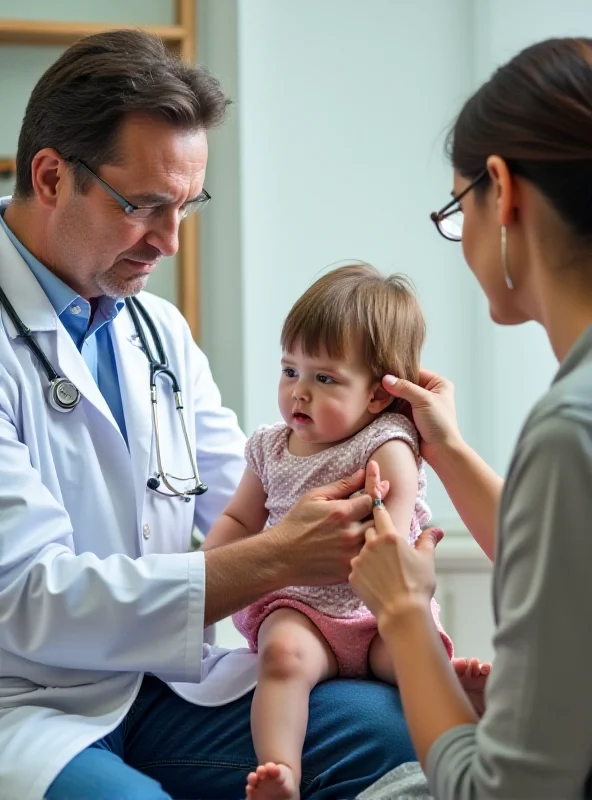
[
  {"xmin": 0, "ymin": 158, "xmax": 16, "ymax": 178},
  {"xmin": 0, "ymin": 0, "xmax": 202, "ymax": 339}
]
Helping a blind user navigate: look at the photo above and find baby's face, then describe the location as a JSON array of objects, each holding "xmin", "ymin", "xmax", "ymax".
[{"xmin": 278, "ymin": 342, "xmax": 383, "ymax": 449}]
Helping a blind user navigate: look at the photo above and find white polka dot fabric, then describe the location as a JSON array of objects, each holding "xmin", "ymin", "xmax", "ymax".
[{"xmin": 244, "ymin": 412, "xmax": 430, "ymax": 619}]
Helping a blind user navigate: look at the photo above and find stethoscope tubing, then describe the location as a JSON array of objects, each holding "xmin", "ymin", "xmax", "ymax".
[{"xmin": 0, "ymin": 287, "xmax": 207, "ymax": 495}]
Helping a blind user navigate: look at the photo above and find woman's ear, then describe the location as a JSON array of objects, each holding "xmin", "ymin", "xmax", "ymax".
[
  {"xmin": 487, "ymin": 155, "xmax": 515, "ymax": 228},
  {"xmin": 368, "ymin": 382, "xmax": 395, "ymax": 415}
]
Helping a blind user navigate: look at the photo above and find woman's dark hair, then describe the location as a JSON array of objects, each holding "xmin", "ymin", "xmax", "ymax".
[
  {"xmin": 448, "ymin": 37, "xmax": 592, "ymax": 238},
  {"xmin": 14, "ymin": 29, "xmax": 229, "ymax": 198}
]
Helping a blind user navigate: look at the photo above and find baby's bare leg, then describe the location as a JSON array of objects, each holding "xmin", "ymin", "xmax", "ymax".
[
  {"xmin": 246, "ymin": 608, "xmax": 338, "ymax": 800},
  {"xmin": 368, "ymin": 634, "xmax": 398, "ymax": 685}
]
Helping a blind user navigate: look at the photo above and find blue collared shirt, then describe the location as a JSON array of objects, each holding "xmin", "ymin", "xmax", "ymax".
[{"xmin": 0, "ymin": 213, "xmax": 128, "ymax": 444}]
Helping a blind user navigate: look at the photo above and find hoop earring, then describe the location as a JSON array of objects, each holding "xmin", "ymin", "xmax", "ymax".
[{"xmin": 501, "ymin": 225, "xmax": 514, "ymax": 290}]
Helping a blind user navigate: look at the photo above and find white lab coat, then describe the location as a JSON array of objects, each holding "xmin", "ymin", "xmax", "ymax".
[{"xmin": 0, "ymin": 206, "xmax": 258, "ymax": 800}]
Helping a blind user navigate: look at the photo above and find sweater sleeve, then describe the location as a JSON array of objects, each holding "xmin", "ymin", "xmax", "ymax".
[{"xmin": 427, "ymin": 412, "xmax": 592, "ymax": 799}]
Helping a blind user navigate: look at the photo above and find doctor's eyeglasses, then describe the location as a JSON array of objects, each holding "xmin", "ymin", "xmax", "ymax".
[
  {"xmin": 430, "ymin": 168, "xmax": 488, "ymax": 241},
  {"xmin": 75, "ymin": 160, "xmax": 211, "ymax": 220}
]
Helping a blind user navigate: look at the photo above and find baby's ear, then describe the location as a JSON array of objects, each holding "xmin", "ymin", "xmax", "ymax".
[{"xmin": 367, "ymin": 382, "xmax": 395, "ymax": 415}]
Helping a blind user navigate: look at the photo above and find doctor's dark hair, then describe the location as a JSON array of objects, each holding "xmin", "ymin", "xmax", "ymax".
[
  {"xmin": 448, "ymin": 37, "xmax": 592, "ymax": 241},
  {"xmin": 13, "ymin": 29, "xmax": 229, "ymax": 199},
  {"xmin": 281, "ymin": 264, "xmax": 425, "ymax": 393}
]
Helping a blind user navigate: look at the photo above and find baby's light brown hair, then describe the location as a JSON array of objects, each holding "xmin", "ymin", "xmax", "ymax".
[{"xmin": 281, "ymin": 263, "xmax": 425, "ymax": 396}]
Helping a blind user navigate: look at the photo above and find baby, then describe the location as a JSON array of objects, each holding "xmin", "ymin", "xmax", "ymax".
[{"xmin": 203, "ymin": 264, "xmax": 454, "ymax": 800}]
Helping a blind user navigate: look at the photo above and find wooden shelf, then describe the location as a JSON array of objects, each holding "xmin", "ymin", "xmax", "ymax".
[
  {"xmin": 0, "ymin": 19, "xmax": 187, "ymax": 48},
  {"xmin": 0, "ymin": 158, "xmax": 16, "ymax": 178},
  {"xmin": 0, "ymin": 0, "xmax": 202, "ymax": 340}
]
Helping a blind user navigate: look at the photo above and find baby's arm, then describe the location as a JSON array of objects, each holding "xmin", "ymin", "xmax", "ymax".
[
  {"xmin": 367, "ymin": 439, "xmax": 419, "ymax": 535},
  {"xmin": 364, "ymin": 441, "xmax": 421, "ymax": 685},
  {"xmin": 364, "ymin": 440, "xmax": 418, "ymax": 685},
  {"xmin": 201, "ymin": 466, "xmax": 269, "ymax": 550}
]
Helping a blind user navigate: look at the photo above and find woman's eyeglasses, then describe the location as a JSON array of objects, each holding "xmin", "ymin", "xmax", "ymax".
[{"xmin": 430, "ymin": 169, "xmax": 488, "ymax": 241}]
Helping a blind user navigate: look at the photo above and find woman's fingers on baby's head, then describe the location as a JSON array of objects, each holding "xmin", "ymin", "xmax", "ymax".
[{"xmin": 418, "ymin": 368, "xmax": 442, "ymax": 389}]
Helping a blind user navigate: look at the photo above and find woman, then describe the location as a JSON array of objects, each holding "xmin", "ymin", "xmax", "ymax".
[{"xmin": 350, "ymin": 36, "xmax": 592, "ymax": 799}]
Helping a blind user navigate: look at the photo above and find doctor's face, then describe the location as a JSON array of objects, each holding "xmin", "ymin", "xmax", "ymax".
[{"xmin": 45, "ymin": 113, "xmax": 209, "ymax": 300}]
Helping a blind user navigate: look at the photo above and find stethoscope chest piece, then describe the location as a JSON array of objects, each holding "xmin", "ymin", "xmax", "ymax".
[
  {"xmin": 0, "ymin": 283, "xmax": 207, "ymax": 497},
  {"xmin": 48, "ymin": 377, "xmax": 81, "ymax": 412},
  {"xmin": 0, "ymin": 285, "xmax": 82, "ymax": 413}
]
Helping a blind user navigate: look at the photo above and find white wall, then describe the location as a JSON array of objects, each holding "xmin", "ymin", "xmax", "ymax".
[
  {"xmin": 470, "ymin": 0, "xmax": 592, "ymax": 475},
  {"xmin": 198, "ymin": 1, "xmax": 244, "ymax": 419},
  {"xmin": 200, "ymin": 0, "xmax": 479, "ymax": 528},
  {"xmin": 5, "ymin": 0, "xmax": 585, "ymax": 656},
  {"xmin": 199, "ymin": 0, "xmax": 592, "ymax": 531},
  {"xmin": 2, "ymin": 1, "xmax": 588, "ymax": 529}
]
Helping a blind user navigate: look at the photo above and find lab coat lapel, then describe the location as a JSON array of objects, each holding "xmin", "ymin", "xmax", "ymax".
[
  {"xmin": 0, "ymin": 225, "xmax": 120, "ymax": 433},
  {"xmin": 110, "ymin": 304, "xmax": 153, "ymax": 522},
  {"xmin": 54, "ymin": 326, "xmax": 120, "ymax": 425}
]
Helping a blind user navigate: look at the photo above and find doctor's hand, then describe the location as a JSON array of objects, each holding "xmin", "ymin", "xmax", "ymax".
[{"xmin": 273, "ymin": 468, "xmax": 389, "ymax": 587}]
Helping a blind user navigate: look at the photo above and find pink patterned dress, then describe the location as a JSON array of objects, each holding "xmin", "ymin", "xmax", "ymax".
[{"xmin": 233, "ymin": 412, "xmax": 453, "ymax": 677}]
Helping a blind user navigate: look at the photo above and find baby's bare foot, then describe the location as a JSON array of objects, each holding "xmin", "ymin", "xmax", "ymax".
[
  {"xmin": 453, "ymin": 656, "xmax": 490, "ymax": 717},
  {"xmin": 245, "ymin": 762, "xmax": 299, "ymax": 800}
]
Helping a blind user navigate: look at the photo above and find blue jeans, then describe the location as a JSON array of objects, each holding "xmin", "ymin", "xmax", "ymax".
[{"xmin": 46, "ymin": 675, "xmax": 414, "ymax": 799}]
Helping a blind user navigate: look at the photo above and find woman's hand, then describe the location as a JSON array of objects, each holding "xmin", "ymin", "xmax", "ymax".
[
  {"xmin": 349, "ymin": 461, "xmax": 443, "ymax": 632},
  {"xmin": 383, "ymin": 369, "xmax": 462, "ymax": 464},
  {"xmin": 385, "ymin": 370, "xmax": 502, "ymax": 562}
]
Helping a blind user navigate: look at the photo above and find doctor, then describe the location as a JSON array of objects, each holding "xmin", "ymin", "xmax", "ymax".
[{"xmin": 0, "ymin": 29, "xmax": 414, "ymax": 800}]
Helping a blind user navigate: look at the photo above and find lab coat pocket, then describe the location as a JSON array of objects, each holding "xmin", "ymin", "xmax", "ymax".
[
  {"xmin": 0, "ymin": 676, "xmax": 43, "ymax": 707},
  {"xmin": 0, "ymin": 677, "xmax": 39, "ymax": 698}
]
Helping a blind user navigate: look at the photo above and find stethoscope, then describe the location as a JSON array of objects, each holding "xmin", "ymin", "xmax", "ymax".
[{"xmin": 0, "ymin": 285, "xmax": 208, "ymax": 500}]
